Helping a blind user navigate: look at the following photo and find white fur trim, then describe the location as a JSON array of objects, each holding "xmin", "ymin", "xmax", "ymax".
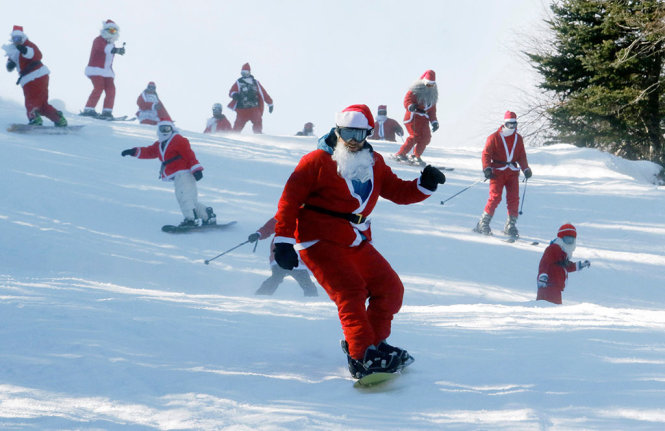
[
  {"xmin": 335, "ymin": 111, "xmax": 371, "ymax": 129},
  {"xmin": 274, "ymin": 236, "xmax": 296, "ymax": 245}
]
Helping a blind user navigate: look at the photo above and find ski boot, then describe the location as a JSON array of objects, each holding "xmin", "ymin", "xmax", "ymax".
[
  {"xmin": 99, "ymin": 109, "xmax": 113, "ymax": 120},
  {"xmin": 28, "ymin": 113, "xmax": 43, "ymax": 126},
  {"xmin": 473, "ymin": 212, "xmax": 492, "ymax": 235},
  {"xmin": 178, "ymin": 218, "xmax": 203, "ymax": 228},
  {"xmin": 503, "ymin": 215, "xmax": 519, "ymax": 238},
  {"xmin": 80, "ymin": 108, "xmax": 98, "ymax": 117},
  {"xmin": 341, "ymin": 340, "xmax": 400, "ymax": 379},
  {"xmin": 54, "ymin": 111, "xmax": 68, "ymax": 127},
  {"xmin": 205, "ymin": 207, "xmax": 217, "ymax": 225},
  {"xmin": 377, "ymin": 340, "xmax": 414, "ymax": 369},
  {"xmin": 409, "ymin": 154, "xmax": 425, "ymax": 166},
  {"xmin": 393, "ymin": 153, "xmax": 408, "ymax": 162}
]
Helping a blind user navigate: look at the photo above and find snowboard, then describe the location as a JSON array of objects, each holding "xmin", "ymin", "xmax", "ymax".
[
  {"xmin": 162, "ymin": 220, "xmax": 237, "ymax": 233},
  {"xmin": 354, "ymin": 371, "xmax": 400, "ymax": 388},
  {"xmin": 389, "ymin": 154, "xmax": 454, "ymax": 171},
  {"xmin": 7, "ymin": 124, "xmax": 84, "ymax": 134}
]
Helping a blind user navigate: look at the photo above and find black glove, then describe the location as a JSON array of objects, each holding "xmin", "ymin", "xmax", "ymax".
[
  {"xmin": 16, "ymin": 44, "xmax": 27, "ymax": 55},
  {"xmin": 483, "ymin": 167, "xmax": 495, "ymax": 180},
  {"xmin": 408, "ymin": 104, "xmax": 417, "ymax": 112},
  {"xmin": 420, "ymin": 165, "xmax": 446, "ymax": 191},
  {"xmin": 268, "ymin": 105, "xmax": 274, "ymax": 113},
  {"xmin": 248, "ymin": 232, "xmax": 260, "ymax": 243},
  {"xmin": 524, "ymin": 167, "xmax": 532, "ymax": 179},
  {"xmin": 274, "ymin": 243, "xmax": 299, "ymax": 270},
  {"xmin": 111, "ymin": 47, "xmax": 126, "ymax": 55},
  {"xmin": 6, "ymin": 60, "xmax": 16, "ymax": 72},
  {"xmin": 431, "ymin": 121, "xmax": 439, "ymax": 132},
  {"xmin": 121, "ymin": 148, "xmax": 137, "ymax": 157},
  {"xmin": 193, "ymin": 170, "xmax": 203, "ymax": 181},
  {"xmin": 232, "ymin": 93, "xmax": 240, "ymax": 101}
]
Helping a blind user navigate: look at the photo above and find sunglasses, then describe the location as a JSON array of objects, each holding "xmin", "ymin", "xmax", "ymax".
[
  {"xmin": 337, "ymin": 127, "xmax": 368, "ymax": 143},
  {"xmin": 106, "ymin": 27, "xmax": 118, "ymax": 34},
  {"xmin": 158, "ymin": 125, "xmax": 173, "ymax": 133},
  {"xmin": 504, "ymin": 121, "xmax": 517, "ymax": 129}
]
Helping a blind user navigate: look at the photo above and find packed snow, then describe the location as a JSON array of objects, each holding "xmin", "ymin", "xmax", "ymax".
[{"xmin": 1, "ymin": 97, "xmax": 665, "ymax": 430}]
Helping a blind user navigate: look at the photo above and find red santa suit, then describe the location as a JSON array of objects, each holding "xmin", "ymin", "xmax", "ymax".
[
  {"xmin": 481, "ymin": 116, "xmax": 529, "ymax": 217},
  {"xmin": 228, "ymin": 63, "xmax": 273, "ymax": 133},
  {"xmin": 136, "ymin": 88, "xmax": 171, "ymax": 125},
  {"xmin": 397, "ymin": 70, "xmax": 439, "ymax": 158},
  {"xmin": 84, "ymin": 20, "xmax": 121, "ymax": 115},
  {"xmin": 274, "ymin": 106, "xmax": 435, "ymax": 360},
  {"xmin": 370, "ymin": 117, "xmax": 403, "ymax": 142},
  {"xmin": 4, "ymin": 27, "xmax": 61, "ymax": 123},
  {"xmin": 204, "ymin": 115, "xmax": 232, "ymax": 133},
  {"xmin": 536, "ymin": 238, "xmax": 579, "ymax": 304}
]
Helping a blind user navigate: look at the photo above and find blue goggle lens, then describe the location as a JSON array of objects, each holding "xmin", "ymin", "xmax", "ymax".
[{"xmin": 337, "ymin": 127, "xmax": 368, "ymax": 142}]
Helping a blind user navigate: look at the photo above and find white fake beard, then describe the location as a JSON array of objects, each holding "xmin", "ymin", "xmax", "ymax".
[
  {"xmin": 410, "ymin": 81, "xmax": 439, "ymax": 106},
  {"xmin": 501, "ymin": 126, "xmax": 516, "ymax": 137},
  {"xmin": 554, "ymin": 237, "xmax": 576, "ymax": 258},
  {"xmin": 332, "ymin": 144, "xmax": 374, "ymax": 182}
]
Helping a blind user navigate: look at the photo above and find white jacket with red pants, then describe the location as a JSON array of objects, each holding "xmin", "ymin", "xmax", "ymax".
[
  {"xmin": 84, "ymin": 35, "xmax": 117, "ymax": 113},
  {"xmin": 482, "ymin": 127, "xmax": 529, "ymax": 217},
  {"xmin": 133, "ymin": 133, "xmax": 210, "ymax": 222},
  {"xmin": 4, "ymin": 40, "xmax": 60, "ymax": 123},
  {"xmin": 274, "ymin": 136, "xmax": 433, "ymax": 360}
]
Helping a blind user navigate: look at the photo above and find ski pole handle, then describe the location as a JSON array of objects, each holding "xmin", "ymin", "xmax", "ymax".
[{"xmin": 204, "ymin": 240, "xmax": 251, "ymax": 264}]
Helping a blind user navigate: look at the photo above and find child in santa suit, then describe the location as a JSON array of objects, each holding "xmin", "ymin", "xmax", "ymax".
[{"xmin": 537, "ymin": 223, "xmax": 591, "ymax": 304}]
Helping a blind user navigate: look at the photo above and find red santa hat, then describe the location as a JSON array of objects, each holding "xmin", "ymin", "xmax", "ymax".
[
  {"xmin": 241, "ymin": 63, "xmax": 251, "ymax": 73},
  {"xmin": 378, "ymin": 105, "xmax": 387, "ymax": 112},
  {"xmin": 557, "ymin": 223, "xmax": 577, "ymax": 239},
  {"xmin": 11, "ymin": 25, "xmax": 26, "ymax": 39},
  {"xmin": 421, "ymin": 70, "xmax": 436, "ymax": 85},
  {"xmin": 335, "ymin": 104, "xmax": 375, "ymax": 130},
  {"xmin": 504, "ymin": 110, "xmax": 517, "ymax": 123},
  {"xmin": 147, "ymin": 81, "xmax": 156, "ymax": 88},
  {"xmin": 103, "ymin": 19, "xmax": 118, "ymax": 29}
]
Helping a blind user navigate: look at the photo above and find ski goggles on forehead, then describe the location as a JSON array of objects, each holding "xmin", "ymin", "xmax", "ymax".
[
  {"xmin": 336, "ymin": 127, "xmax": 369, "ymax": 142},
  {"xmin": 158, "ymin": 125, "xmax": 173, "ymax": 133}
]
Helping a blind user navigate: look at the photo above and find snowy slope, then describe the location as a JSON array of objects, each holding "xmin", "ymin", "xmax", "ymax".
[{"xmin": 1, "ymin": 98, "xmax": 665, "ymax": 430}]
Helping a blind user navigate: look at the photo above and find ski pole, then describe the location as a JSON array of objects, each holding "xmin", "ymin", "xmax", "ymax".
[
  {"xmin": 204, "ymin": 240, "xmax": 250, "ymax": 265},
  {"xmin": 519, "ymin": 178, "xmax": 528, "ymax": 215},
  {"xmin": 440, "ymin": 178, "xmax": 487, "ymax": 206}
]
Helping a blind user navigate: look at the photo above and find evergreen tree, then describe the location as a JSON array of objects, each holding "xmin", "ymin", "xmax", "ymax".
[{"xmin": 528, "ymin": 0, "xmax": 665, "ymax": 166}]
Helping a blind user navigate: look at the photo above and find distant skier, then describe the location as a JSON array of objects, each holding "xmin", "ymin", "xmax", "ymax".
[
  {"xmin": 228, "ymin": 63, "xmax": 273, "ymax": 134},
  {"xmin": 369, "ymin": 105, "xmax": 403, "ymax": 142},
  {"xmin": 3, "ymin": 25, "xmax": 67, "ymax": 127},
  {"xmin": 203, "ymin": 103, "xmax": 231, "ymax": 133},
  {"xmin": 537, "ymin": 224, "xmax": 591, "ymax": 304},
  {"xmin": 295, "ymin": 122, "xmax": 314, "ymax": 136},
  {"xmin": 120, "ymin": 120, "xmax": 216, "ymax": 227},
  {"xmin": 247, "ymin": 217, "xmax": 318, "ymax": 297},
  {"xmin": 394, "ymin": 70, "xmax": 439, "ymax": 165},
  {"xmin": 474, "ymin": 110, "xmax": 532, "ymax": 238},
  {"xmin": 273, "ymin": 104, "xmax": 445, "ymax": 379},
  {"xmin": 81, "ymin": 20, "xmax": 125, "ymax": 119},
  {"xmin": 136, "ymin": 81, "xmax": 171, "ymax": 125}
]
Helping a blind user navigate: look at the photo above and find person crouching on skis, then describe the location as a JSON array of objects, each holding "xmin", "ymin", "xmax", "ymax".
[
  {"xmin": 272, "ymin": 104, "xmax": 445, "ymax": 379},
  {"xmin": 537, "ymin": 223, "xmax": 591, "ymax": 304},
  {"xmin": 120, "ymin": 120, "xmax": 216, "ymax": 227}
]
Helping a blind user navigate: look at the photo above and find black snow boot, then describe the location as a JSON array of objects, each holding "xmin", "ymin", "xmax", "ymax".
[
  {"xmin": 503, "ymin": 215, "xmax": 519, "ymax": 237},
  {"xmin": 205, "ymin": 207, "xmax": 217, "ymax": 225},
  {"xmin": 342, "ymin": 340, "xmax": 400, "ymax": 379},
  {"xmin": 377, "ymin": 340, "xmax": 414, "ymax": 369},
  {"xmin": 473, "ymin": 212, "xmax": 492, "ymax": 235}
]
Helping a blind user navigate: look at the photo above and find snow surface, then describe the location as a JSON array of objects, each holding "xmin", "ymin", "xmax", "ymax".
[{"xmin": 1, "ymin": 97, "xmax": 665, "ymax": 430}]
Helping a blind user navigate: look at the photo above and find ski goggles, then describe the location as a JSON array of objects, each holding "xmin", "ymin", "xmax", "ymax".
[
  {"xmin": 158, "ymin": 125, "xmax": 173, "ymax": 134},
  {"xmin": 336, "ymin": 127, "xmax": 369, "ymax": 143},
  {"xmin": 106, "ymin": 27, "xmax": 118, "ymax": 34},
  {"xmin": 504, "ymin": 121, "xmax": 517, "ymax": 129}
]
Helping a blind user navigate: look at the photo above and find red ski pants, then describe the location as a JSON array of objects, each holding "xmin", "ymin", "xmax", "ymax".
[
  {"xmin": 484, "ymin": 168, "xmax": 520, "ymax": 217},
  {"xmin": 85, "ymin": 76, "xmax": 116, "ymax": 111},
  {"xmin": 299, "ymin": 240, "xmax": 404, "ymax": 360},
  {"xmin": 397, "ymin": 117, "xmax": 431, "ymax": 157},
  {"xmin": 23, "ymin": 75, "xmax": 60, "ymax": 122},
  {"xmin": 233, "ymin": 107, "xmax": 263, "ymax": 133}
]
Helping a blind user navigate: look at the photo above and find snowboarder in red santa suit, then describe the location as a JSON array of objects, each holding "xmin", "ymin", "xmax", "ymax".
[
  {"xmin": 474, "ymin": 111, "xmax": 532, "ymax": 238},
  {"xmin": 82, "ymin": 20, "xmax": 125, "ymax": 119},
  {"xmin": 136, "ymin": 81, "xmax": 171, "ymax": 125},
  {"xmin": 273, "ymin": 104, "xmax": 446, "ymax": 379},
  {"xmin": 228, "ymin": 63, "xmax": 273, "ymax": 134},
  {"xmin": 369, "ymin": 105, "xmax": 404, "ymax": 142},
  {"xmin": 120, "ymin": 121, "xmax": 217, "ymax": 227},
  {"xmin": 537, "ymin": 224, "xmax": 591, "ymax": 304},
  {"xmin": 395, "ymin": 70, "xmax": 439, "ymax": 165},
  {"xmin": 204, "ymin": 103, "xmax": 232, "ymax": 133},
  {"xmin": 247, "ymin": 217, "xmax": 318, "ymax": 297},
  {"xmin": 3, "ymin": 25, "xmax": 67, "ymax": 127}
]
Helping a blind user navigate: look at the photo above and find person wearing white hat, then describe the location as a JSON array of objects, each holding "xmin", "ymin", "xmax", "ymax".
[
  {"xmin": 3, "ymin": 25, "xmax": 67, "ymax": 127},
  {"xmin": 272, "ymin": 104, "xmax": 445, "ymax": 379},
  {"xmin": 204, "ymin": 103, "xmax": 232, "ymax": 133}
]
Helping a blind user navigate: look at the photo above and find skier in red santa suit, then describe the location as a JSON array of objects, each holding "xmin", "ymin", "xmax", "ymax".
[
  {"xmin": 3, "ymin": 25, "xmax": 67, "ymax": 126},
  {"xmin": 204, "ymin": 103, "xmax": 232, "ymax": 133},
  {"xmin": 537, "ymin": 224, "xmax": 591, "ymax": 304},
  {"xmin": 273, "ymin": 104, "xmax": 446, "ymax": 379},
  {"xmin": 394, "ymin": 70, "xmax": 439, "ymax": 165},
  {"xmin": 82, "ymin": 20, "xmax": 125, "ymax": 119},
  {"xmin": 474, "ymin": 111, "xmax": 532, "ymax": 238},
  {"xmin": 120, "ymin": 121, "xmax": 216, "ymax": 227},
  {"xmin": 369, "ymin": 105, "xmax": 403, "ymax": 142},
  {"xmin": 136, "ymin": 81, "xmax": 171, "ymax": 125},
  {"xmin": 228, "ymin": 63, "xmax": 273, "ymax": 134}
]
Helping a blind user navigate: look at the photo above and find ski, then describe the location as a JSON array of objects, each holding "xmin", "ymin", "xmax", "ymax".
[
  {"xmin": 7, "ymin": 124, "xmax": 84, "ymax": 134},
  {"xmin": 78, "ymin": 112, "xmax": 136, "ymax": 122},
  {"xmin": 162, "ymin": 220, "xmax": 237, "ymax": 234},
  {"xmin": 354, "ymin": 371, "xmax": 399, "ymax": 388},
  {"xmin": 389, "ymin": 154, "xmax": 453, "ymax": 170},
  {"xmin": 472, "ymin": 229, "xmax": 539, "ymax": 246}
]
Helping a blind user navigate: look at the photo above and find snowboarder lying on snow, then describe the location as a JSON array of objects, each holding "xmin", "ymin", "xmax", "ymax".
[
  {"xmin": 248, "ymin": 217, "xmax": 317, "ymax": 297},
  {"xmin": 272, "ymin": 104, "xmax": 446, "ymax": 379},
  {"xmin": 121, "ymin": 120, "xmax": 216, "ymax": 228},
  {"xmin": 537, "ymin": 223, "xmax": 591, "ymax": 304}
]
